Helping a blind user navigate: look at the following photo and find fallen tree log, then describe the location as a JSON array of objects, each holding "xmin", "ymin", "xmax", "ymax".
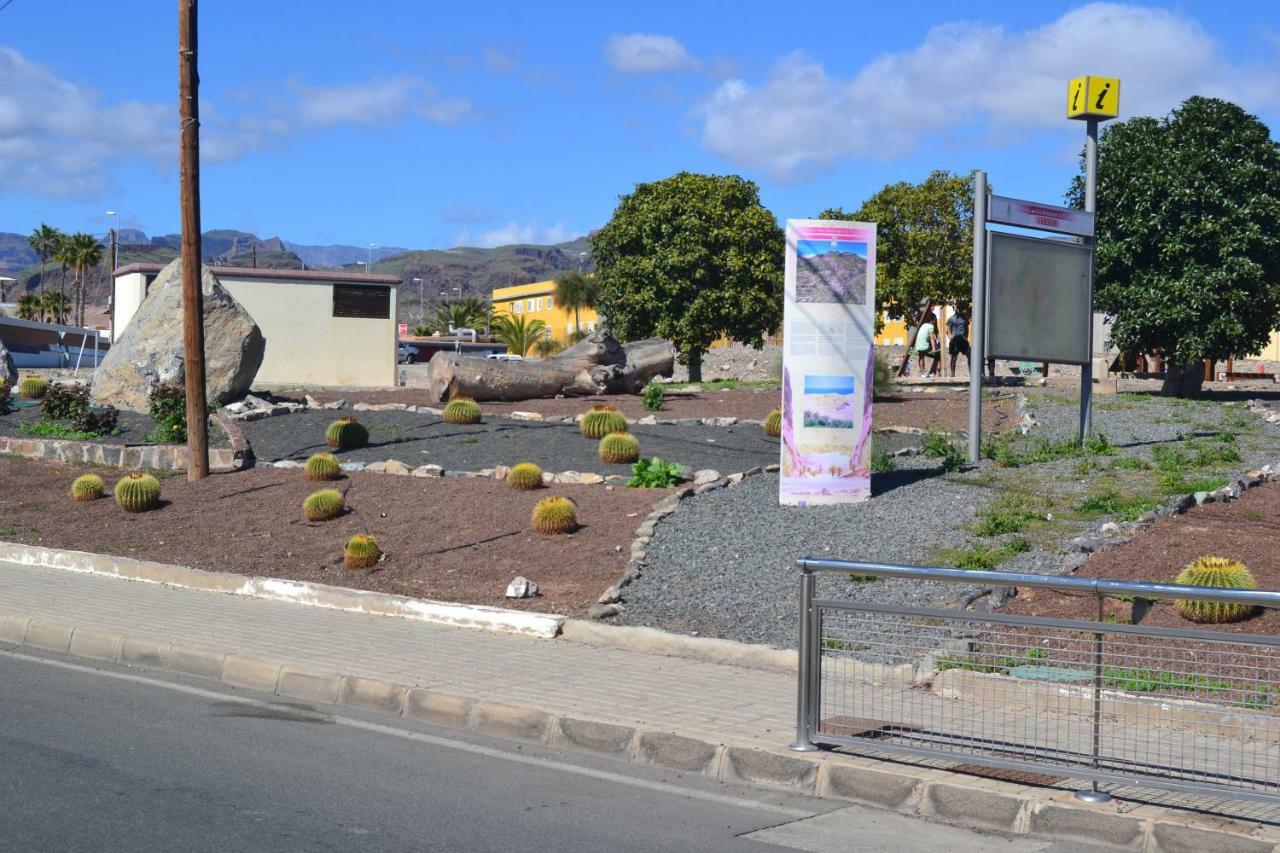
[{"xmin": 425, "ymin": 332, "xmax": 675, "ymax": 402}]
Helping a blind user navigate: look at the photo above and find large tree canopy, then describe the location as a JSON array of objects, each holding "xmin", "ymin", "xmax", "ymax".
[
  {"xmin": 591, "ymin": 172, "xmax": 784, "ymax": 381},
  {"xmin": 1067, "ymin": 96, "xmax": 1280, "ymax": 393},
  {"xmin": 821, "ymin": 170, "xmax": 975, "ymax": 324}
]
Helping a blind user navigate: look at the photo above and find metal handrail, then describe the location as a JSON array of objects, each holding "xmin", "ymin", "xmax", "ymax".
[{"xmin": 796, "ymin": 557, "xmax": 1280, "ymax": 608}]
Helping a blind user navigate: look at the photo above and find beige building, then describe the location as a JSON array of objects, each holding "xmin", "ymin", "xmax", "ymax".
[{"xmin": 112, "ymin": 264, "xmax": 400, "ymax": 388}]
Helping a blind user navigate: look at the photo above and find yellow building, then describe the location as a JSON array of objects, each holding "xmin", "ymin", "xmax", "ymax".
[{"xmin": 491, "ymin": 280, "xmax": 596, "ymax": 345}]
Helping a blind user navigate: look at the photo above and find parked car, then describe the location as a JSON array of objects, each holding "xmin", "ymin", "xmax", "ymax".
[
  {"xmin": 398, "ymin": 344, "xmax": 417, "ymax": 364},
  {"xmin": 485, "ymin": 353, "xmax": 524, "ymax": 361}
]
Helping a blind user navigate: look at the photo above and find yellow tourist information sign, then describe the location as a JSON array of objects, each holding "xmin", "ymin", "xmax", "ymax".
[{"xmin": 1067, "ymin": 76, "xmax": 1120, "ymax": 121}]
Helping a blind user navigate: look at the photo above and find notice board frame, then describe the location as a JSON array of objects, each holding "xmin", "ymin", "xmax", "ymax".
[{"xmin": 984, "ymin": 231, "xmax": 1094, "ymax": 367}]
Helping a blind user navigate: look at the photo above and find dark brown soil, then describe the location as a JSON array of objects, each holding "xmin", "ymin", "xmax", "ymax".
[
  {"xmin": 0, "ymin": 456, "xmax": 669, "ymax": 615},
  {"xmin": 1005, "ymin": 480, "xmax": 1280, "ymax": 636}
]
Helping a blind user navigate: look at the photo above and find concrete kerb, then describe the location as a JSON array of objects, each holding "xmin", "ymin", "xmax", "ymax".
[{"xmin": 5, "ymin": 618, "xmax": 1279, "ymax": 852}]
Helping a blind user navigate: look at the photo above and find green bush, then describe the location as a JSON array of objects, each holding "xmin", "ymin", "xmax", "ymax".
[
  {"xmin": 114, "ymin": 473, "xmax": 161, "ymax": 513},
  {"xmin": 921, "ymin": 429, "xmax": 965, "ymax": 472},
  {"xmin": 1110, "ymin": 456, "xmax": 1151, "ymax": 471},
  {"xmin": 627, "ymin": 457, "xmax": 684, "ymax": 488},
  {"xmin": 532, "ymin": 496, "xmax": 578, "ymax": 534},
  {"xmin": 0, "ymin": 381, "xmax": 10, "ymax": 414},
  {"xmin": 872, "ymin": 352, "xmax": 895, "ymax": 396},
  {"xmin": 870, "ymin": 449, "xmax": 895, "ymax": 473},
  {"xmin": 41, "ymin": 382, "xmax": 89, "ymax": 420},
  {"xmin": 1075, "ymin": 488, "xmax": 1156, "ymax": 521},
  {"xmin": 1083, "ymin": 432, "xmax": 1117, "ymax": 455},
  {"xmin": 147, "ymin": 381, "xmax": 188, "ymax": 443},
  {"xmin": 1174, "ymin": 556, "xmax": 1258, "ymax": 624},
  {"xmin": 641, "ymin": 383, "xmax": 665, "ymax": 412}
]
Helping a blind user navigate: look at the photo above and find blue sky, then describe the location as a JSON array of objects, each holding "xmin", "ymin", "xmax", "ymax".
[{"xmin": 1, "ymin": 1, "xmax": 1277, "ymax": 250}]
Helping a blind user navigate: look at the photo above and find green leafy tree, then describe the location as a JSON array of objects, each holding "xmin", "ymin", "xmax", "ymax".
[
  {"xmin": 491, "ymin": 313, "xmax": 548, "ymax": 356},
  {"xmin": 53, "ymin": 231, "xmax": 73, "ymax": 305},
  {"xmin": 40, "ymin": 291, "xmax": 71, "ymax": 325},
  {"xmin": 416, "ymin": 298, "xmax": 489, "ymax": 335},
  {"xmin": 592, "ymin": 172, "xmax": 783, "ymax": 381},
  {"xmin": 16, "ymin": 293, "xmax": 41, "ymax": 321},
  {"xmin": 28, "ymin": 223, "xmax": 60, "ymax": 297},
  {"xmin": 820, "ymin": 170, "xmax": 975, "ymax": 328},
  {"xmin": 66, "ymin": 232, "xmax": 103, "ymax": 326},
  {"xmin": 553, "ymin": 271, "xmax": 598, "ymax": 337},
  {"xmin": 1067, "ymin": 97, "xmax": 1280, "ymax": 395}
]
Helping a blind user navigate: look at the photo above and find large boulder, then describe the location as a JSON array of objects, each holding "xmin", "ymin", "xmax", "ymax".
[
  {"xmin": 0, "ymin": 338, "xmax": 15, "ymax": 389},
  {"xmin": 92, "ymin": 259, "xmax": 265, "ymax": 412}
]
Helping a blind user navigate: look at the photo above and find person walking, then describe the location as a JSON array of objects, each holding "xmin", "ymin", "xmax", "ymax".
[
  {"xmin": 915, "ymin": 311, "xmax": 941, "ymax": 377},
  {"xmin": 946, "ymin": 309, "xmax": 970, "ymax": 377}
]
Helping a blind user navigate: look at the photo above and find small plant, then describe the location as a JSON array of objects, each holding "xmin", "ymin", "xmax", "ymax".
[
  {"xmin": 973, "ymin": 495, "xmax": 1044, "ymax": 537},
  {"xmin": 1110, "ymin": 456, "xmax": 1151, "ymax": 471},
  {"xmin": 325, "ymin": 417, "xmax": 368, "ymax": 450},
  {"xmin": 506, "ymin": 462, "xmax": 544, "ymax": 490},
  {"xmin": 147, "ymin": 380, "xmax": 189, "ymax": 443},
  {"xmin": 641, "ymin": 383, "xmax": 665, "ymax": 412},
  {"xmin": 870, "ymin": 449, "xmax": 895, "ymax": 473},
  {"xmin": 75, "ymin": 406, "xmax": 119, "ymax": 437},
  {"xmin": 532, "ymin": 496, "xmax": 578, "ymax": 534},
  {"xmin": 18, "ymin": 376, "xmax": 48, "ymax": 399},
  {"xmin": 764, "ymin": 408, "xmax": 782, "ymax": 437},
  {"xmin": 1174, "ymin": 557, "xmax": 1258, "ymax": 624},
  {"xmin": 71, "ymin": 474, "xmax": 104, "ymax": 502},
  {"xmin": 921, "ymin": 428, "xmax": 965, "ymax": 472},
  {"xmin": 1072, "ymin": 458, "xmax": 1098, "ymax": 477},
  {"xmin": 343, "ymin": 534, "xmax": 382, "ymax": 569},
  {"xmin": 581, "ymin": 408, "xmax": 628, "ymax": 439},
  {"xmin": 872, "ymin": 352, "xmax": 895, "ymax": 396},
  {"xmin": 1083, "ymin": 432, "xmax": 1117, "ymax": 456},
  {"xmin": 1075, "ymin": 488, "xmax": 1156, "ymax": 521},
  {"xmin": 0, "ymin": 381, "xmax": 10, "ymax": 414},
  {"xmin": 443, "ymin": 397, "xmax": 482, "ymax": 425},
  {"xmin": 627, "ymin": 457, "xmax": 684, "ymax": 488},
  {"xmin": 303, "ymin": 488, "xmax": 345, "ymax": 522},
  {"xmin": 41, "ymin": 381, "xmax": 89, "ymax": 420},
  {"xmin": 599, "ymin": 432, "xmax": 640, "ymax": 464},
  {"xmin": 305, "ymin": 452, "xmax": 342, "ymax": 482},
  {"xmin": 114, "ymin": 473, "xmax": 161, "ymax": 513}
]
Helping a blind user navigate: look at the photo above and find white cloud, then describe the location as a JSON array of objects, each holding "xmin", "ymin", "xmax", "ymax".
[
  {"xmin": 604, "ymin": 34, "xmax": 698, "ymax": 74},
  {"xmin": 699, "ymin": 3, "xmax": 1280, "ymax": 182},
  {"xmin": 292, "ymin": 75, "xmax": 472, "ymax": 127},
  {"xmin": 459, "ymin": 221, "xmax": 576, "ymax": 248}
]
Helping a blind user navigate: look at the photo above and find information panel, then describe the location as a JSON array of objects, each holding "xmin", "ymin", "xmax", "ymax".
[
  {"xmin": 985, "ymin": 232, "xmax": 1093, "ymax": 365},
  {"xmin": 780, "ymin": 219, "xmax": 876, "ymax": 506}
]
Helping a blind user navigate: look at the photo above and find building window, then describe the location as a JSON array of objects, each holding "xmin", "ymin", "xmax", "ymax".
[
  {"xmin": 527, "ymin": 298, "xmax": 536, "ymax": 313},
  {"xmin": 587, "ymin": 321, "xmax": 597, "ymax": 332},
  {"xmin": 333, "ymin": 284, "xmax": 390, "ymax": 319},
  {"xmin": 567, "ymin": 324, "xmax": 574, "ymax": 336},
  {"xmin": 546, "ymin": 296, "xmax": 554, "ymax": 309}
]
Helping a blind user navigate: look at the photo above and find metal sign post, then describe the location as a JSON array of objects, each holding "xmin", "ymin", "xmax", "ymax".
[{"xmin": 967, "ymin": 171, "xmax": 987, "ymax": 464}]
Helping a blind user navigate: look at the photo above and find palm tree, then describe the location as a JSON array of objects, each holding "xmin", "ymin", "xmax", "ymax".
[
  {"xmin": 419, "ymin": 298, "xmax": 491, "ymax": 335},
  {"xmin": 532, "ymin": 337, "xmax": 564, "ymax": 358},
  {"xmin": 553, "ymin": 272, "xmax": 597, "ymax": 339},
  {"xmin": 53, "ymin": 232, "xmax": 73, "ymax": 305},
  {"xmin": 40, "ymin": 291, "xmax": 71, "ymax": 325},
  {"xmin": 491, "ymin": 313, "xmax": 548, "ymax": 357},
  {"xmin": 28, "ymin": 223, "xmax": 60, "ymax": 297},
  {"xmin": 66, "ymin": 232, "xmax": 103, "ymax": 326},
  {"xmin": 16, "ymin": 293, "xmax": 41, "ymax": 321}
]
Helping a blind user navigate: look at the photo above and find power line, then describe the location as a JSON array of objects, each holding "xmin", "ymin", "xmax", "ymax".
[{"xmin": 0, "ymin": 0, "xmax": 19, "ymax": 13}]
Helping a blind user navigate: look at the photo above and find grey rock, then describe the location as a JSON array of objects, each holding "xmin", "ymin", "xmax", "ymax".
[
  {"xmin": 1194, "ymin": 490, "xmax": 1212, "ymax": 505},
  {"xmin": 637, "ymin": 415, "xmax": 658, "ymax": 425},
  {"xmin": 323, "ymin": 399, "xmax": 348, "ymax": 410},
  {"xmin": 1069, "ymin": 537, "xmax": 1100, "ymax": 553},
  {"xmin": 0, "ymin": 338, "xmax": 15, "ymax": 388},
  {"xmin": 92, "ymin": 258, "xmax": 265, "ymax": 412},
  {"xmin": 597, "ymin": 583, "xmax": 624, "ymax": 604},
  {"xmin": 692, "ymin": 469, "xmax": 722, "ymax": 486},
  {"xmin": 412, "ymin": 464, "xmax": 444, "ymax": 477},
  {"xmin": 339, "ymin": 462, "xmax": 365, "ymax": 472},
  {"xmin": 764, "ymin": 463, "xmax": 780, "ymax": 472},
  {"xmin": 587, "ymin": 603, "xmax": 624, "ymax": 620},
  {"xmin": 272, "ymin": 460, "xmax": 302, "ymax": 469},
  {"xmin": 504, "ymin": 576, "xmax": 539, "ymax": 599},
  {"xmin": 1098, "ymin": 521, "xmax": 1121, "ymax": 535},
  {"xmin": 1060, "ymin": 553, "xmax": 1090, "ymax": 574}
]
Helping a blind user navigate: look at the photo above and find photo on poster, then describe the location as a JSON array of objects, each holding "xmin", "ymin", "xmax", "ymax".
[
  {"xmin": 795, "ymin": 239, "xmax": 868, "ymax": 304},
  {"xmin": 802, "ymin": 375, "xmax": 856, "ymax": 429}
]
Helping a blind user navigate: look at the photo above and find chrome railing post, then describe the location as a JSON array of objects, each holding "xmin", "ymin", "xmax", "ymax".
[
  {"xmin": 1076, "ymin": 585, "xmax": 1112, "ymax": 803},
  {"xmin": 790, "ymin": 562, "xmax": 819, "ymax": 752}
]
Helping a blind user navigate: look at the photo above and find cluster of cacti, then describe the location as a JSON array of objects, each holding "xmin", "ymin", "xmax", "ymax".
[
  {"xmin": 532, "ymin": 496, "xmax": 578, "ymax": 534},
  {"xmin": 343, "ymin": 534, "xmax": 382, "ymax": 569},
  {"xmin": 598, "ymin": 432, "xmax": 640, "ymax": 464},
  {"xmin": 71, "ymin": 474, "xmax": 105, "ymax": 502},
  {"xmin": 580, "ymin": 407, "xmax": 629, "ymax": 439},
  {"xmin": 18, "ymin": 376, "xmax": 48, "ymax": 399},
  {"xmin": 443, "ymin": 397, "xmax": 482, "ymax": 425},
  {"xmin": 325, "ymin": 417, "xmax": 368, "ymax": 450},
  {"xmin": 506, "ymin": 462, "xmax": 544, "ymax": 490},
  {"xmin": 764, "ymin": 408, "xmax": 782, "ymax": 437},
  {"xmin": 305, "ymin": 452, "xmax": 343, "ymax": 482},
  {"xmin": 114, "ymin": 473, "xmax": 161, "ymax": 513},
  {"xmin": 1174, "ymin": 556, "xmax": 1259, "ymax": 624},
  {"xmin": 303, "ymin": 488, "xmax": 345, "ymax": 522}
]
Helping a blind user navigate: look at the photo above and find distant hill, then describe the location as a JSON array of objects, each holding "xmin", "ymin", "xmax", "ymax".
[
  {"xmin": 282, "ymin": 241, "xmax": 409, "ymax": 269},
  {"xmin": 0, "ymin": 232, "xmax": 37, "ymax": 273}
]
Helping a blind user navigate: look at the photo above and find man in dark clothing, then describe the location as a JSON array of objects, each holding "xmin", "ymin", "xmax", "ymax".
[{"xmin": 946, "ymin": 311, "xmax": 970, "ymax": 377}]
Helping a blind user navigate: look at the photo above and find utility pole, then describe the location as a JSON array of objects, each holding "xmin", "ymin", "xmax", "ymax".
[{"xmin": 179, "ymin": 0, "xmax": 209, "ymax": 480}]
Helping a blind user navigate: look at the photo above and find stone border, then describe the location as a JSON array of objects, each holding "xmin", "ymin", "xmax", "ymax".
[{"xmin": 4, "ymin": 615, "xmax": 1276, "ymax": 852}]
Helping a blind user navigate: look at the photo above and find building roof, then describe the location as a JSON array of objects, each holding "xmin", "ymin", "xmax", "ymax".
[
  {"xmin": 112, "ymin": 263, "xmax": 400, "ymax": 285},
  {"xmin": 492, "ymin": 279, "xmax": 556, "ymax": 300}
]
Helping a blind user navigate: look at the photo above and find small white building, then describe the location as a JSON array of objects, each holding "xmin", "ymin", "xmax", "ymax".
[{"xmin": 112, "ymin": 264, "xmax": 400, "ymax": 388}]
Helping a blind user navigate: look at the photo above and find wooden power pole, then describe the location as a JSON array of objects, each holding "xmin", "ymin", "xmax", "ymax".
[{"xmin": 179, "ymin": 0, "xmax": 209, "ymax": 480}]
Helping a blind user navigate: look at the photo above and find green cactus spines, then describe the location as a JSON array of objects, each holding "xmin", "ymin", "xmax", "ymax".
[
  {"xmin": 1174, "ymin": 557, "xmax": 1259, "ymax": 624},
  {"xmin": 302, "ymin": 488, "xmax": 345, "ymax": 522},
  {"xmin": 532, "ymin": 496, "xmax": 578, "ymax": 535},
  {"xmin": 305, "ymin": 452, "xmax": 343, "ymax": 482},
  {"xmin": 114, "ymin": 473, "xmax": 161, "ymax": 513},
  {"xmin": 506, "ymin": 462, "xmax": 544, "ymax": 490},
  {"xmin": 344, "ymin": 534, "xmax": 382, "ymax": 569},
  {"xmin": 18, "ymin": 376, "xmax": 48, "ymax": 399},
  {"xmin": 71, "ymin": 474, "xmax": 105, "ymax": 502},
  {"xmin": 598, "ymin": 432, "xmax": 640, "ymax": 464},
  {"xmin": 443, "ymin": 398, "xmax": 482, "ymax": 424},
  {"xmin": 580, "ymin": 409, "xmax": 628, "ymax": 439},
  {"xmin": 325, "ymin": 417, "xmax": 368, "ymax": 450},
  {"xmin": 764, "ymin": 408, "xmax": 782, "ymax": 437}
]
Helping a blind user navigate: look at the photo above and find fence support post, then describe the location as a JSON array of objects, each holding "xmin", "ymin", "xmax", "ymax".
[
  {"xmin": 790, "ymin": 564, "xmax": 819, "ymax": 752},
  {"xmin": 1076, "ymin": 587, "xmax": 1112, "ymax": 803}
]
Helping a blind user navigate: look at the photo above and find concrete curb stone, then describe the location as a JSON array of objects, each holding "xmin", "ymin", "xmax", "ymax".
[
  {"xmin": 168, "ymin": 647, "xmax": 227, "ymax": 679},
  {"xmin": 277, "ymin": 667, "xmax": 343, "ymax": 705},
  {"xmin": 724, "ymin": 746, "xmax": 818, "ymax": 790},
  {"xmin": 23, "ymin": 619, "xmax": 73, "ymax": 654},
  {"xmin": 220, "ymin": 654, "xmax": 283, "ymax": 692},
  {"xmin": 404, "ymin": 689, "xmax": 475, "ymax": 729},
  {"xmin": 119, "ymin": 637, "xmax": 170, "ymax": 669},
  {"xmin": 67, "ymin": 627, "xmax": 121, "ymax": 663},
  {"xmin": 472, "ymin": 701, "xmax": 555, "ymax": 743},
  {"xmin": 337, "ymin": 676, "xmax": 408, "ymax": 716},
  {"xmin": 1027, "ymin": 801, "xmax": 1146, "ymax": 849},
  {"xmin": 555, "ymin": 717, "xmax": 636, "ymax": 755},
  {"xmin": 635, "ymin": 731, "xmax": 720, "ymax": 774}
]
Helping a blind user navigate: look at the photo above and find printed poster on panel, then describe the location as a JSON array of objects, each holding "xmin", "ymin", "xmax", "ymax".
[{"xmin": 779, "ymin": 219, "xmax": 876, "ymax": 506}]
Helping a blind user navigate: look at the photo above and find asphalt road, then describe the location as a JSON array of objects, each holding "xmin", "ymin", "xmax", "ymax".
[{"xmin": 0, "ymin": 649, "xmax": 1087, "ymax": 853}]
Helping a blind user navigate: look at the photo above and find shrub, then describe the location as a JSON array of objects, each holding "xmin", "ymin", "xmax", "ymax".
[
  {"xmin": 921, "ymin": 428, "xmax": 965, "ymax": 472},
  {"xmin": 764, "ymin": 408, "xmax": 782, "ymax": 437},
  {"xmin": 114, "ymin": 473, "xmax": 161, "ymax": 513},
  {"xmin": 41, "ymin": 382, "xmax": 89, "ymax": 420},
  {"xmin": 1076, "ymin": 488, "xmax": 1156, "ymax": 521},
  {"xmin": 1083, "ymin": 432, "xmax": 1117, "ymax": 455},
  {"xmin": 75, "ymin": 406, "xmax": 119, "ymax": 437},
  {"xmin": 532, "ymin": 496, "xmax": 578, "ymax": 534},
  {"xmin": 872, "ymin": 352, "xmax": 896, "ymax": 396},
  {"xmin": 325, "ymin": 417, "xmax": 368, "ymax": 450},
  {"xmin": 443, "ymin": 397, "xmax": 482, "ymax": 425},
  {"xmin": 305, "ymin": 452, "xmax": 342, "ymax": 482},
  {"xmin": 581, "ymin": 409, "xmax": 628, "ymax": 439},
  {"xmin": 1174, "ymin": 557, "xmax": 1258, "ymax": 624},
  {"xmin": 506, "ymin": 462, "xmax": 544, "ymax": 490},
  {"xmin": 71, "ymin": 474, "xmax": 104, "ymax": 502},
  {"xmin": 343, "ymin": 534, "xmax": 382, "ymax": 569},
  {"xmin": 147, "ymin": 380, "xmax": 188, "ymax": 443},
  {"xmin": 0, "ymin": 381, "xmax": 10, "ymax": 414},
  {"xmin": 871, "ymin": 449, "xmax": 895, "ymax": 473},
  {"xmin": 599, "ymin": 432, "xmax": 640, "ymax": 464},
  {"xmin": 303, "ymin": 488, "xmax": 345, "ymax": 522},
  {"xmin": 18, "ymin": 376, "xmax": 48, "ymax": 399},
  {"xmin": 641, "ymin": 382, "xmax": 665, "ymax": 412},
  {"xmin": 627, "ymin": 457, "xmax": 684, "ymax": 488}
]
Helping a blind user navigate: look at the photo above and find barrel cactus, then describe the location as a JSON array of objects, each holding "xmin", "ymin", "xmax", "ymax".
[
  {"xmin": 303, "ymin": 488, "xmax": 345, "ymax": 522},
  {"xmin": 764, "ymin": 408, "xmax": 782, "ymax": 437},
  {"xmin": 598, "ymin": 432, "xmax": 640, "ymax": 464},
  {"xmin": 580, "ymin": 409, "xmax": 628, "ymax": 439},
  {"xmin": 443, "ymin": 397, "xmax": 482, "ymax": 424},
  {"xmin": 114, "ymin": 473, "xmax": 161, "ymax": 513},
  {"xmin": 325, "ymin": 417, "xmax": 368, "ymax": 450},
  {"xmin": 71, "ymin": 474, "xmax": 105, "ymax": 502},
  {"xmin": 532, "ymin": 496, "xmax": 578, "ymax": 535},
  {"xmin": 305, "ymin": 452, "xmax": 342, "ymax": 482},
  {"xmin": 506, "ymin": 462, "xmax": 544, "ymax": 490},
  {"xmin": 343, "ymin": 534, "xmax": 382, "ymax": 569},
  {"xmin": 1174, "ymin": 557, "xmax": 1258, "ymax": 624},
  {"xmin": 18, "ymin": 376, "xmax": 48, "ymax": 400}
]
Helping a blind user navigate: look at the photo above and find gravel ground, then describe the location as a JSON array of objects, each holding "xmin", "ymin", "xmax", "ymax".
[
  {"xmin": 242, "ymin": 409, "xmax": 781, "ymax": 474},
  {"xmin": 623, "ymin": 393, "xmax": 1280, "ymax": 650},
  {"xmin": 0, "ymin": 399, "xmax": 228, "ymax": 447}
]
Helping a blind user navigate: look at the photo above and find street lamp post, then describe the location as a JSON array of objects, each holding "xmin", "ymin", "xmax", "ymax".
[
  {"xmin": 366, "ymin": 243, "xmax": 375, "ymax": 274},
  {"xmin": 412, "ymin": 277, "xmax": 424, "ymax": 322},
  {"xmin": 105, "ymin": 210, "xmax": 120, "ymax": 341}
]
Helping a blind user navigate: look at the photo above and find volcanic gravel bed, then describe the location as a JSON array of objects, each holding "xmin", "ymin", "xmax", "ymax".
[
  {"xmin": 242, "ymin": 409, "xmax": 781, "ymax": 475},
  {"xmin": 0, "ymin": 400, "xmax": 229, "ymax": 446}
]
